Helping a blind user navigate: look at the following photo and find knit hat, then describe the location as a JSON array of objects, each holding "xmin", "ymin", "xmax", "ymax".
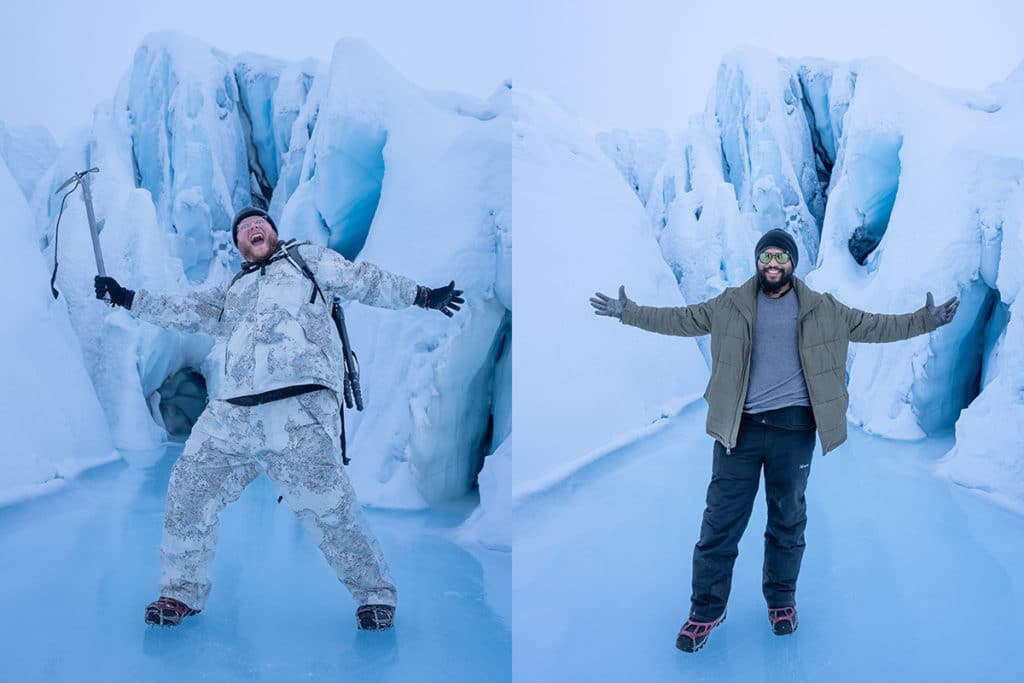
[
  {"xmin": 231, "ymin": 207, "xmax": 277, "ymax": 246},
  {"xmin": 755, "ymin": 229, "xmax": 798, "ymax": 269}
]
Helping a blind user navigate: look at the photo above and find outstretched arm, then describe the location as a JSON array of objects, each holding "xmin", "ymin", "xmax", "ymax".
[
  {"xmin": 313, "ymin": 247, "xmax": 463, "ymax": 315},
  {"xmin": 591, "ymin": 285, "xmax": 716, "ymax": 337},
  {"xmin": 96, "ymin": 275, "xmax": 227, "ymax": 336},
  {"xmin": 838, "ymin": 291, "xmax": 958, "ymax": 343}
]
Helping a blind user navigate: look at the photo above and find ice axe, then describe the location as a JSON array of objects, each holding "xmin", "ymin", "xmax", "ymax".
[{"xmin": 50, "ymin": 167, "xmax": 103, "ymax": 299}]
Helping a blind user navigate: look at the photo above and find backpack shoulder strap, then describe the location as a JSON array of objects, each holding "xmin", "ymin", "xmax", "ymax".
[
  {"xmin": 227, "ymin": 269, "xmax": 249, "ymax": 291},
  {"xmin": 279, "ymin": 241, "xmax": 325, "ymax": 305}
]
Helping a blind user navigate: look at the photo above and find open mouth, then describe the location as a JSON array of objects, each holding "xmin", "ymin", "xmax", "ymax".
[{"xmin": 249, "ymin": 232, "xmax": 265, "ymax": 246}]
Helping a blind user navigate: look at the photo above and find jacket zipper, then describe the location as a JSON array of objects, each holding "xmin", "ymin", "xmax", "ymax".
[
  {"xmin": 726, "ymin": 301, "xmax": 754, "ymax": 455},
  {"xmin": 796, "ymin": 316, "xmax": 828, "ymax": 455},
  {"xmin": 728, "ymin": 342, "xmax": 751, "ymax": 454}
]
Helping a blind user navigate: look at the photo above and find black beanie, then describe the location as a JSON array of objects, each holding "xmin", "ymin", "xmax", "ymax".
[
  {"xmin": 232, "ymin": 207, "xmax": 277, "ymax": 246},
  {"xmin": 755, "ymin": 229, "xmax": 798, "ymax": 269}
]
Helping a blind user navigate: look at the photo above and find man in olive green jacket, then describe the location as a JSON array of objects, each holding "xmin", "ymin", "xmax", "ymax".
[{"xmin": 591, "ymin": 228, "xmax": 959, "ymax": 653}]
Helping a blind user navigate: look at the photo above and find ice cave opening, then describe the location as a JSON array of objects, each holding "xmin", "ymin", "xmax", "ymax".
[
  {"xmin": 473, "ymin": 311, "xmax": 511, "ymax": 489},
  {"xmin": 844, "ymin": 131, "xmax": 903, "ymax": 266},
  {"xmin": 313, "ymin": 121, "xmax": 387, "ymax": 261},
  {"xmin": 155, "ymin": 367, "xmax": 208, "ymax": 441},
  {"xmin": 914, "ymin": 282, "xmax": 1009, "ymax": 433}
]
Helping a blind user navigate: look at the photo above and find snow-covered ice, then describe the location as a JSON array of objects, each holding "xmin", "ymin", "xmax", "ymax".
[
  {"xmin": 514, "ymin": 88, "xmax": 708, "ymax": 497},
  {"xmin": 0, "ymin": 149, "xmax": 117, "ymax": 505}
]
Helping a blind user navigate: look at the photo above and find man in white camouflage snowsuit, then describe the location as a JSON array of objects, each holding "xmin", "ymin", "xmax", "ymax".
[{"xmin": 95, "ymin": 207, "xmax": 463, "ymax": 630}]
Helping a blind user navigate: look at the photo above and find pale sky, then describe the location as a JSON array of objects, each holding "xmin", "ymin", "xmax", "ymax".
[
  {"xmin": 514, "ymin": 0, "xmax": 1024, "ymax": 130},
  {"xmin": 0, "ymin": 0, "xmax": 516, "ymax": 143},
  {"xmin": 1, "ymin": 0, "xmax": 1022, "ymax": 143}
]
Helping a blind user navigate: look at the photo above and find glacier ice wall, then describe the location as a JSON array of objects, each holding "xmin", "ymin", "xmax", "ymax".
[
  {"xmin": 294, "ymin": 41, "xmax": 512, "ymax": 509},
  {"xmin": 599, "ymin": 50, "xmax": 1024, "ymax": 511},
  {"xmin": 0, "ymin": 149, "xmax": 116, "ymax": 504},
  {"xmin": 120, "ymin": 33, "xmax": 250, "ymax": 283},
  {"xmin": 933, "ymin": 63, "xmax": 1024, "ymax": 511},
  {"xmin": 514, "ymin": 89, "xmax": 709, "ymax": 497},
  {"xmin": 0, "ymin": 122, "xmax": 57, "ymax": 203},
  {"xmin": 23, "ymin": 33, "xmax": 510, "ymax": 538},
  {"xmin": 595, "ymin": 128, "xmax": 669, "ymax": 207}
]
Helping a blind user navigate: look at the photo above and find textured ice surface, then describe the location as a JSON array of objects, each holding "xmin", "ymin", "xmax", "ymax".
[
  {"xmin": 515, "ymin": 405, "xmax": 1024, "ymax": 681},
  {"xmin": 0, "ymin": 445, "xmax": 510, "ymax": 682}
]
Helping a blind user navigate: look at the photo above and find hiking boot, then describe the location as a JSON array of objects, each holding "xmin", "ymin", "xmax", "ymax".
[
  {"xmin": 356, "ymin": 604, "xmax": 395, "ymax": 631},
  {"xmin": 144, "ymin": 596, "xmax": 200, "ymax": 626},
  {"xmin": 675, "ymin": 611, "xmax": 726, "ymax": 652},
  {"xmin": 768, "ymin": 606, "xmax": 798, "ymax": 635}
]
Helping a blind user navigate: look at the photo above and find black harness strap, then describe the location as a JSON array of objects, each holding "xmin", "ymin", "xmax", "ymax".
[
  {"xmin": 226, "ymin": 240, "xmax": 301, "ymax": 290},
  {"xmin": 225, "ymin": 383, "xmax": 327, "ymax": 407},
  {"xmin": 279, "ymin": 241, "xmax": 325, "ymax": 305}
]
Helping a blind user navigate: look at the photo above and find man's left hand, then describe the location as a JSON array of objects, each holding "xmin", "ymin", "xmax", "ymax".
[
  {"xmin": 926, "ymin": 291, "xmax": 959, "ymax": 327},
  {"xmin": 415, "ymin": 281, "xmax": 465, "ymax": 317}
]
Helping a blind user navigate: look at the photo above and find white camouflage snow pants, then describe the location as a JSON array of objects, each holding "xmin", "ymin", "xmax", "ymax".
[{"xmin": 158, "ymin": 389, "xmax": 396, "ymax": 611}]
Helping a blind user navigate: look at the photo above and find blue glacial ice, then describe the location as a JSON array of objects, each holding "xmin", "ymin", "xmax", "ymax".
[
  {"xmin": 515, "ymin": 404, "xmax": 1024, "ymax": 682},
  {"xmin": 3, "ymin": 33, "xmax": 511, "ymax": 545},
  {"xmin": 0, "ymin": 445, "xmax": 510, "ymax": 682}
]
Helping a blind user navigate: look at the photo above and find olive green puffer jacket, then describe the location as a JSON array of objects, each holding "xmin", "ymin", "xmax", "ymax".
[{"xmin": 620, "ymin": 276, "xmax": 937, "ymax": 454}]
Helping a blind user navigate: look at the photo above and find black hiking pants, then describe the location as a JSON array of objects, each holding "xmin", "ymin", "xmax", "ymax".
[{"xmin": 689, "ymin": 413, "xmax": 816, "ymax": 621}]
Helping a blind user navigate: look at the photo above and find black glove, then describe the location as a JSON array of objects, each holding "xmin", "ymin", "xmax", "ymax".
[
  {"xmin": 415, "ymin": 281, "xmax": 464, "ymax": 317},
  {"xmin": 94, "ymin": 275, "xmax": 135, "ymax": 309}
]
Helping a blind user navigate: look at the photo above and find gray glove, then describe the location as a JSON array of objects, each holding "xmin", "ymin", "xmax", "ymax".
[
  {"xmin": 590, "ymin": 285, "xmax": 633, "ymax": 319},
  {"xmin": 926, "ymin": 291, "xmax": 959, "ymax": 327}
]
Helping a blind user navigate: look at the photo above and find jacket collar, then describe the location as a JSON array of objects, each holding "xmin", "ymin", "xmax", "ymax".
[
  {"xmin": 239, "ymin": 240, "xmax": 297, "ymax": 273},
  {"xmin": 791, "ymin": 276, "xmax": 824, "ymax": 320},
  {"xmin": 728, "ymin": 276, "xmax": 759, "ymax": 325},
  {"xmin": 728, "ymin": 274, "xmax": 824, "ymax": 324}
]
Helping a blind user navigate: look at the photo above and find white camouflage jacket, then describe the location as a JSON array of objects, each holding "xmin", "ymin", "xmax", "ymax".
[{"xmin": 132, "ymin": 243, "xmax": 419, "ymax": 401}]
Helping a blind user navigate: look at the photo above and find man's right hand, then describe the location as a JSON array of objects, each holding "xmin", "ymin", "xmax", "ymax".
[
  {"xmin": 94, "ymin": 275, "xmax": 135, "ymax": 309},
  {"xmin": 590, "ymin": 285, "xmax": 632, "ymax": 319}
]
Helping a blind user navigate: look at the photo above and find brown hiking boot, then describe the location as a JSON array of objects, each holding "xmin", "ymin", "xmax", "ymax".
[
  {"xmin": 144, "ymin": 596, "xmax": 200, "ymax": 626},
  {"xmin": 356, "ymin": 604, "xmax": 395, "ymax": 631},
  {"xmin": 768, "ymin": 606, "xmax": 798, "ymax": 635},
  {"xmin": 675, "ymin": 610, "xmax": 726, "ymax": 652}
]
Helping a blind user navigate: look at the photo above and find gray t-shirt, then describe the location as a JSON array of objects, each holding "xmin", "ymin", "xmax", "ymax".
[{"xmin": 744, "ymin": 287, "xmax": 810, "ymax": 413}]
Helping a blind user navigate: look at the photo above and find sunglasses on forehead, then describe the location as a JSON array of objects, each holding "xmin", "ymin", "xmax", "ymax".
[{"xmin": 758, "ymin": 251, "xmax": 791, "ymax": 265}]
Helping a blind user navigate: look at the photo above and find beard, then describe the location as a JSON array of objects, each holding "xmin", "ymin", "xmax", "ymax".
[
  {"xmin": 757, "ymin": 268, "xmax": 793, "ymax": 295},
  {"xmin": 239, "ymin": 231, "xmax": 279, "ymax": 263}
]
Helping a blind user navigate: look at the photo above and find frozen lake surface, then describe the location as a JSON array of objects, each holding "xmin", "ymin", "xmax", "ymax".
[
  {"xmin": 515, "ymin": 403, "xmax": 1024, "ymax": 682},
  {"xmin": 0, "ymin": 445, "xmax": 510, "ymax": 682}
]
